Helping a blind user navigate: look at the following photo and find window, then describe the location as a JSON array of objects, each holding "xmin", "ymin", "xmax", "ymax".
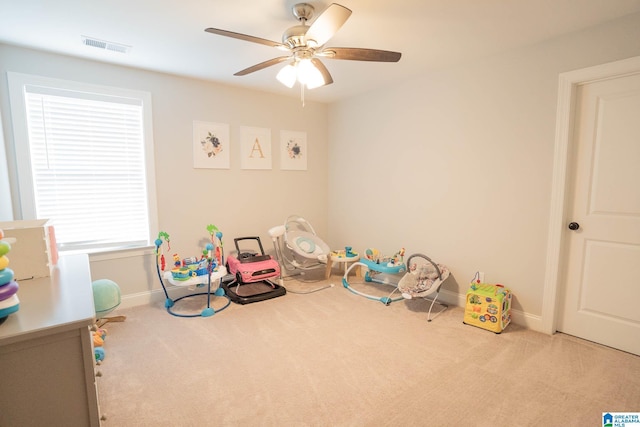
[{"xmin": 8, "ymin": 72, "xmax": 158, "ymax": 252}]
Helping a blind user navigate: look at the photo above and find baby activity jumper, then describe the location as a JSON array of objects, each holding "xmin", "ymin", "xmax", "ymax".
[{"xmin": 154, "ymin": 225, "xmax": 231, "ymax": 318}]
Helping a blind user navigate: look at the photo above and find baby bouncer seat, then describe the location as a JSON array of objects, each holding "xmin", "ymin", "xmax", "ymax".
[{"xmin": 397, "ymin": 254, "xmax": 450, "ymax": 321}]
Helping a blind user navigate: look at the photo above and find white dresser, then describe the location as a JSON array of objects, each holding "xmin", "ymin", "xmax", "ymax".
[{"xmin": 0, "ymin": 254, "xmax": 101, "ymax": 426}]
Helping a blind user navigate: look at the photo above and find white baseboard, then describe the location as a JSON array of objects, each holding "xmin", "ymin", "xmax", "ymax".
[
  {"xmin": 119, "ymin": 286, "xmax": 191, "ymax": 310},
  {"xmin": 118, "ymin": 287, "xmax": 545, "ymax": 333},
  {"xmin": 439, "ymin": 290, "xmax": 544, "ymax": 333}
]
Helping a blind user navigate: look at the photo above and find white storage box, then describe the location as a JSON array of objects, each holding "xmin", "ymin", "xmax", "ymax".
[{"xmin": 0, "ymin": 220, "xmax": 58, "ymax": 281}]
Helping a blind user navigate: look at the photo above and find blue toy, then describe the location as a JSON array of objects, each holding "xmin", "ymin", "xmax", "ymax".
[{"xmin": 94, "ymin": 347, "xmax": 105, "ymax": 362}]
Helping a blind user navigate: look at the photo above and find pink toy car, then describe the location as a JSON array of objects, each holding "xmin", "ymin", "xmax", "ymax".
[{"xmin": 226, "ymin": 236, "xmax": 280, "ymax": 284}]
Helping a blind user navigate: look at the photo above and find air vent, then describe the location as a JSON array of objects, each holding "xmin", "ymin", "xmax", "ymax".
[{"xmin": 81, "ymin": 36, "xmax": 131, "ymax": 54}]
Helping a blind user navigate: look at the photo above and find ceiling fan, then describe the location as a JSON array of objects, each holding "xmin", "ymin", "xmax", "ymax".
[{"xmin": 204, "ymin": 3, "xmax": 402, "ymax": 92}]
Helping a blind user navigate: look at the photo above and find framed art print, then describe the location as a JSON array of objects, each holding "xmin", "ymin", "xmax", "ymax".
[
  {"xmin": 280, "ymin": 130, "xmax": 307, "ymax": 171},
  {"xmin": 193, "ymin": 121, "xmax": 230, "ymax": 169},
  {"xmin": 240, "ymin": 126, "xmax": 272, "ymax": 170}
]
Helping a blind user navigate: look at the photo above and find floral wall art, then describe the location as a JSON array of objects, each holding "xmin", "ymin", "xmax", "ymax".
[
  {"xmin": 193, "ymin": 121, "xmax": 230, "ymax": 169},
  {"xmin": 240, "ymin": 126, "xmax": 272, "ymax": 170},
  {"xmin": 192, "ymin": 122, "xmax": 307, "ymax": 171},
  {"xmin": 280, "ymin": 130, "xmax": 307, "ymax": 171}
]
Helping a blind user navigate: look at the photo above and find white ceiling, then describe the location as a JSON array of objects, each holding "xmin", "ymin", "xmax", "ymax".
[{"xmin": 2, "ymin": 0, "xmax": 640, "ymax": 103}]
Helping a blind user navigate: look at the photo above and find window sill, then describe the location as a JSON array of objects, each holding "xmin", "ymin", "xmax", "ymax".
[{"xmin": 62, "ymin": 245, "xmax": 156, "ymax": 262}]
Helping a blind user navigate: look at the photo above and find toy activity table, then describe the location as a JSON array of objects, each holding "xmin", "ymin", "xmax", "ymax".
[{"xmin": 325, "ymin": 247, "xmax": 360, "ymax": 279}]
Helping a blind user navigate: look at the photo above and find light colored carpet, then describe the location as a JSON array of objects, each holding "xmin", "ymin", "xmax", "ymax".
[{"xmin": 97, "ymin": 276, "xmax": 640, "ymax": 426}]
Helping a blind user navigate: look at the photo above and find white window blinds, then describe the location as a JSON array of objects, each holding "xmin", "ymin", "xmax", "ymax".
[{"xmin": 8, "ymin": 73, "xmax": 157, "ymax": 252}]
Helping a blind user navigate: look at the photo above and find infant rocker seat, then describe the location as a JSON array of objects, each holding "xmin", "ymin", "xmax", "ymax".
[
  {"xmin": 397, "ymin": 254, "xmax": 450, "ymax": 321},
  {"xmin": 269, "ymin": 215, "xmax": 331, "ymax": 278},
  {"xmin": 222, "ymin": 236, "xmax": 286, "ymax": 304}
]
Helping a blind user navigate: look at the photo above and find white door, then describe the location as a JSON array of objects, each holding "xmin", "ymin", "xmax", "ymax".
[{"xmin": 557, "ymin": 71, "xmax": 640, "ymax": 356}]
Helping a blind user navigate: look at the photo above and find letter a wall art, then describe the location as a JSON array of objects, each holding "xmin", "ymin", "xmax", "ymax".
[{"xmin": 240, "ymin": 126, "xmax": 272, "ymax": 170}]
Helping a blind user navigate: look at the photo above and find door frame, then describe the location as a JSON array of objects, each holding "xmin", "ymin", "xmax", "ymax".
[{"xmin": 541, "ymin": 55, "xmax": 640, "ymax": 334}]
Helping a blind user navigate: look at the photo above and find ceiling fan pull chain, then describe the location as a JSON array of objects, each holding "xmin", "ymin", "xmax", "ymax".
[{"xmin": 301, "ymin": 84, "xmax": 305, "ymax": 107}]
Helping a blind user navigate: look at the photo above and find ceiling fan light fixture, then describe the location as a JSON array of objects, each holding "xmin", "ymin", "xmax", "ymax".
[
  {"xmin": 297, "ymin": 59, "xmax": 325, "ymax": 89},
  {"xmin": 277, "ymin": 59, "xmax": 326, "ymax": 90},
  {"xmin": 276, "ymin": 63, "xmax": 297, "ymax": 88},
  {"xmin": 205, "ymin": 2, "xmax": 401, "ymax": 104}
]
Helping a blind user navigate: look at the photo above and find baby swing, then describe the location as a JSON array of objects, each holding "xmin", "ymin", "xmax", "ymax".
[
  {"xmin": 268, "ymin": 214, "xmax": 332, "ymax": 292},
  {"xmin": 397, "ymin": 253, "xmax": 450, "ymax": 321}
]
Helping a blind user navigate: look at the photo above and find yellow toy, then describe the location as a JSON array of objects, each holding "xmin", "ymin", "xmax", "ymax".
[
  {"xmin": 92, "ymin": 327, "xmax": 108, "ymax": 362},
  {"xmin": 92, "ymin": 328, "xmax": 107, "ymax": 347},
  {"xmin": 463, "ymin": 274, "xmax": 512, "ymax": 333}
]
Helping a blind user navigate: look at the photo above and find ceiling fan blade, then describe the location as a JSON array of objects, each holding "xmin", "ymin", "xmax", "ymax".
[
  {"xmin": 305, "ymin": 4, "xmax": 352, "ymax": 47},
  {"xmin": 310, "ymin": 58, "xmax": 333, "ymax": 86},
  {"xmin": 320, "ymin": 47, "xmax": 402, "ymax": 62},
  {"xmin": 234, "ymin": 56, "xmax": 291, "ymax": 76},
  {"xmin": 205, "ymin": 28, "xmax": 285, "ymax": 49}
]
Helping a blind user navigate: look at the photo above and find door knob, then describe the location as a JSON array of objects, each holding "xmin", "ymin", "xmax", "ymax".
[{"xmin": 568, "ymin": 222, "xmax": 580, "ymax": 231}]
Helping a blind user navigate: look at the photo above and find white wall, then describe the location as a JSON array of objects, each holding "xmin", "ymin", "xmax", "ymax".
[
  {"xmin": 0, "ymin": 115, "xmax": 11, "ymax": 220},
  {"xmin": 326, "ymin": 12, "xmax": 640, "ymax": 329},
  {"xmin": 2, "ymin": 12, "xmax": 640, "ymax": 325},
  {"xmin": 0, "ymin": 44, "xmax": 328, "ymax": 303}
]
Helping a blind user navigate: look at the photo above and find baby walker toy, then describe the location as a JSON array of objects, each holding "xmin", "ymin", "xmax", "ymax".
[
  {"xmin": 222, "ymin": 236, "xmax": 286, "ymax": 304},
  {"xmin": 154, "ymin": 225, "xmax": 230, "ymax": 318},
  {"xmin": 342, "ymin": 247, "xmax": 407, "ymax": 305}
]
